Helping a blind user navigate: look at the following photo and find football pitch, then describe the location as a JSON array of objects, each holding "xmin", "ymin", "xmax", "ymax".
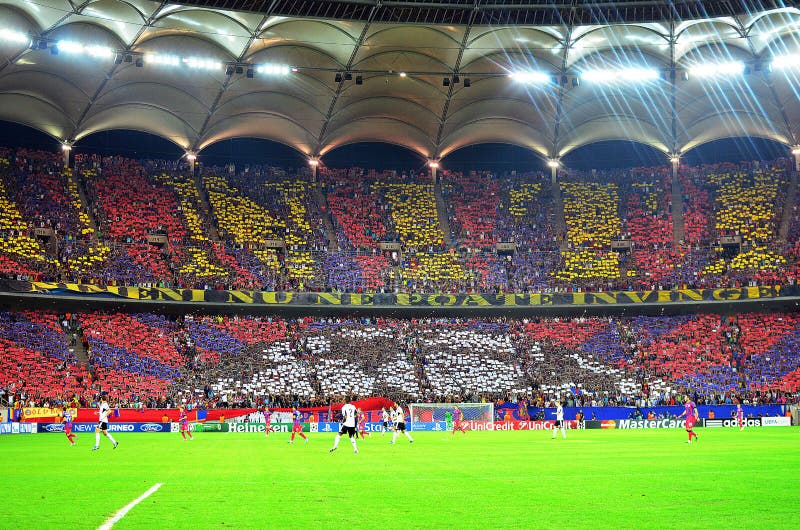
[{"xmin": 5, "ymin": 428, "xmax": 799, "ymax": 529}]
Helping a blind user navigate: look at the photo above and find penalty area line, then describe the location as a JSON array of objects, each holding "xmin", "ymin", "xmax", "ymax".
[{"xmin": 98, "ymin": 483, "xmax": 163, "ymax": 530}]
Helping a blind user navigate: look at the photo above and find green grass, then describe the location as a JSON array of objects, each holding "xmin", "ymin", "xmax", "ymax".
[{"xmin": 5, "ymin": 428, "xmax": 800, "ymax": 529}]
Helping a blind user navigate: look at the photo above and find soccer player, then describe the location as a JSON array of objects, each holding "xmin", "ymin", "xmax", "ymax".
[
  {"xmin": 330, "ymin": 402, "xmax": 359, "ymax": 454},
  {"xmin": 178, "ymin": 405, "xmax": 193, "ymax": 441},
  {"xmin": 390, "ymin": 405, "xmax": 414, "ymax": 444},
  {"xmin": 678, "ymin": 395, "xmax": 699, "ymax": 443},
  {"xmin": 380, "ymin": 407, "xmax": 390, "ymax": 436},
  {"xmin": 736, "ymin": 403, "xmax": 745, "ymax": 431},
  {"xmin": 264, "ymin": 407, "xmax": 273, "ymax": 438},
  {"xmin": 552, "ymin": 402, "xmax": 566, "ymax": 439},
  {"xmin": 451, "ymin": 405, "xmax": 467, "ymax": 435},
  {"xmin": 288, "ymin": 408, "xmax": 308, "ymax": 444},
  {"xmin": 357, "ymin": 408, "xmax": 370, "ymax": 439},
  {"xmin": 61, "ymin": 406, "xmax": 76, "ymax": 446},
  {"xmin": 92, "ymin": 397, "xmax": 118, "ymax": 450}
]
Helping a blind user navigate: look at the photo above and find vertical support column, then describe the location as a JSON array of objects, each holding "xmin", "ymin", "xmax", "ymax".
[
  {"xmin": 308, "ymin": 158, "xmax": 319, "ymax": 182},
  {"xmin": 61, "ymin": 143, "xmax": 72, "ymax": 168},
  {"xmin": 185, "ymin": 152, "xmax": 197, "ymax": 177},
  {"xmin": 428, "ymin": 160, "xmax": 439, "ymax": 182},
  {"xmin": 670, "ymin": 154, "xmax": 683, "ymax": 246}
]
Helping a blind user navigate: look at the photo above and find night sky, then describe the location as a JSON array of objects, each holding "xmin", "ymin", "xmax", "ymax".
[{"xmin": 0, "ymin": 120, "xmax": 790, "ymax": 174}]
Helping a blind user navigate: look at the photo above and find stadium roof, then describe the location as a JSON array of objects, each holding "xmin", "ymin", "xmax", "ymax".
[{"xmin": 1, "ymin": 0, "xmax": 800, "ymax": 161}]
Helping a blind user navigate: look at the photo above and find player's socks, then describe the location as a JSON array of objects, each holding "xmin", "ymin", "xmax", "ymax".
[
  {"xmin": 405, "ymin": 432, "xmax": 414, "ymax": 443},
  {"xmin": 391, "ymin": 431, "xmax": 398, "ymax": 444},
  {"xmin": 95, "ymin": 432, "xmax": 101, "ymax": 447},
  {"xmin": 331, "ymin": 434, "xmax": 341, "ymax": 451},
  {"xmin": 107, "ymin": 434, "xmax": 118, "ymax": 446},
  {"xmin": 181, "ymin": 432, "xmax": 186, "ymax": 440},
  {"xmin": 351, "ymin": 438, "xmax": 358, "ymax": 453}
]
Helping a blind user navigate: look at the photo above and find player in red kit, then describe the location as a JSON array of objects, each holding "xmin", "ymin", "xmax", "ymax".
[
  {"xmin": 736, "ymin": 403, "xmax": 745, "ymax": 431},
  {"xmin": 288, "ymin": 408, "xmax": 308, "ymax": 444},
  {"xmin": 61, "ymin": 407, "xmax": 77, "ymax": 446},
  {"xmin": 264, "ymin": 407, "xmax": 273, "ymax": 438},
  {"xmin": 678, "ymin": 396, "xmax": 699, "ymax": 443},
  {"xmin": 357, "ymin": 408, "xmax": 370, "ymax": 439},
  {"xmin": 178, "ymin": 405, "xmax": 193, "ymax": 440},
  {"xmin": 452, "ymin": 405, "xmax": 467, "ymax": 435}
]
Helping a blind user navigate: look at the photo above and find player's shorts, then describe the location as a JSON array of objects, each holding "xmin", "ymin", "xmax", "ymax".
[
  {"xmin": 685, "ymin": 417, "xmax": 696, "ymax": 429},
  {"xmin": 737, "ymin": 418, "xmax": 743, "ymax": 427},
  {"xmin": 339, "ymin": 425, "xmax": 357, "ymax": 437},
  {"xmin": 179, "ymin": 422, "xmax": 189, "ymax": 431},
  {"xmin": 382, "ymin": 421, "xmax": 388, "ymax": 428},
  {"xmin": 98, "ymin": 422, "xmax": 108, "ymax": 431},
  {"xmin": 554, "ymin": 420, "xmax": 562, "ymax": 428},
  {"xmin": 64, "ymin": 426, "xmax": 72, "ymax": 434},
  {"xmin": 292, "ymin": 424, "xmax": 303, "ymax": 433},
  {"xmin": 358, "ymin": 423, "xmax": 366, "ymax": 431},
  {"xmin": 396, "ymin": 422, "xmax": 406, "ymax": 432}
]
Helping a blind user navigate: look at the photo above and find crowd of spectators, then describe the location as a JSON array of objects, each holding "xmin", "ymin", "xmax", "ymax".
[
  {"xmin": 2, "ymin": 310, "xmax": 799, "ymax": 410},
  {"xmin": 1, "ymin": 146, "xmax": 799, "ymax": 294}
]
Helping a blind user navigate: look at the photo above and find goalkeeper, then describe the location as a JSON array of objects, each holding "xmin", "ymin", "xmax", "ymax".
[{"xmin": 445, "ymin": 410, "xmax": 453, "ymax": 431}]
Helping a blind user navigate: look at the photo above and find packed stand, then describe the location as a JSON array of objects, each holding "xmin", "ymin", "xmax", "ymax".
[{"xmin": 2, "ymin": 311, "xmax": 800, "ymax": 409}]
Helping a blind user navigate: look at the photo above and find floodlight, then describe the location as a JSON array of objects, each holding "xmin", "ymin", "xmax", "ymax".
[
  {"xmin": 0, "ymin": 29, "xmax": 30, "ymax": 45},
  {"xmin": 428, "ymin": 160, "xmax": 440, "ymax": 169},
  {"xmin": 184, "ymin": 57, "xmax": 222, "ymax": 70},
  {"xmin": 308, "ymin": 158, "xmax": 320, "ymax": 167},
  {"xmin": 580, "ymin": 68, "xmax": 659, "ymax": 83},
  {"xmin": 463, "ymin": 78, "xmax": 471, "ymax": 87},
  {"xmin": 510, "ymin": 71, "xmax": 551, "ymax": 84},
  {"xmin": 792, "ymin": 146, "xmax": 800, "ymax": 155},
  {"xmin": 688, "ymin": 61, "xmax": 745, "ymax": 78},
  {"xmin": 547, "ymin": 159, "xmax": 560, "ymax": 168},
  {"xmin": 443, "ymin": 77, "xmax": 450, "ymax": 86},
  {"xmin": 335, "ymin": 72, "xmax": 342, "ymax": 83},
  {"xmin": 355, "ymin": 76, "xmax": 363, "ymax": 85},
  {"xmin": 771, "ymin": 54, "xmax": 800, "ymax": 70}
]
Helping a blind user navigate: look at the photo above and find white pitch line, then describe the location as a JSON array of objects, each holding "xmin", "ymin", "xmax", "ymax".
[{"xmin": 98, "ymin": 483, "xmax": 163, "ymax": 530}]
